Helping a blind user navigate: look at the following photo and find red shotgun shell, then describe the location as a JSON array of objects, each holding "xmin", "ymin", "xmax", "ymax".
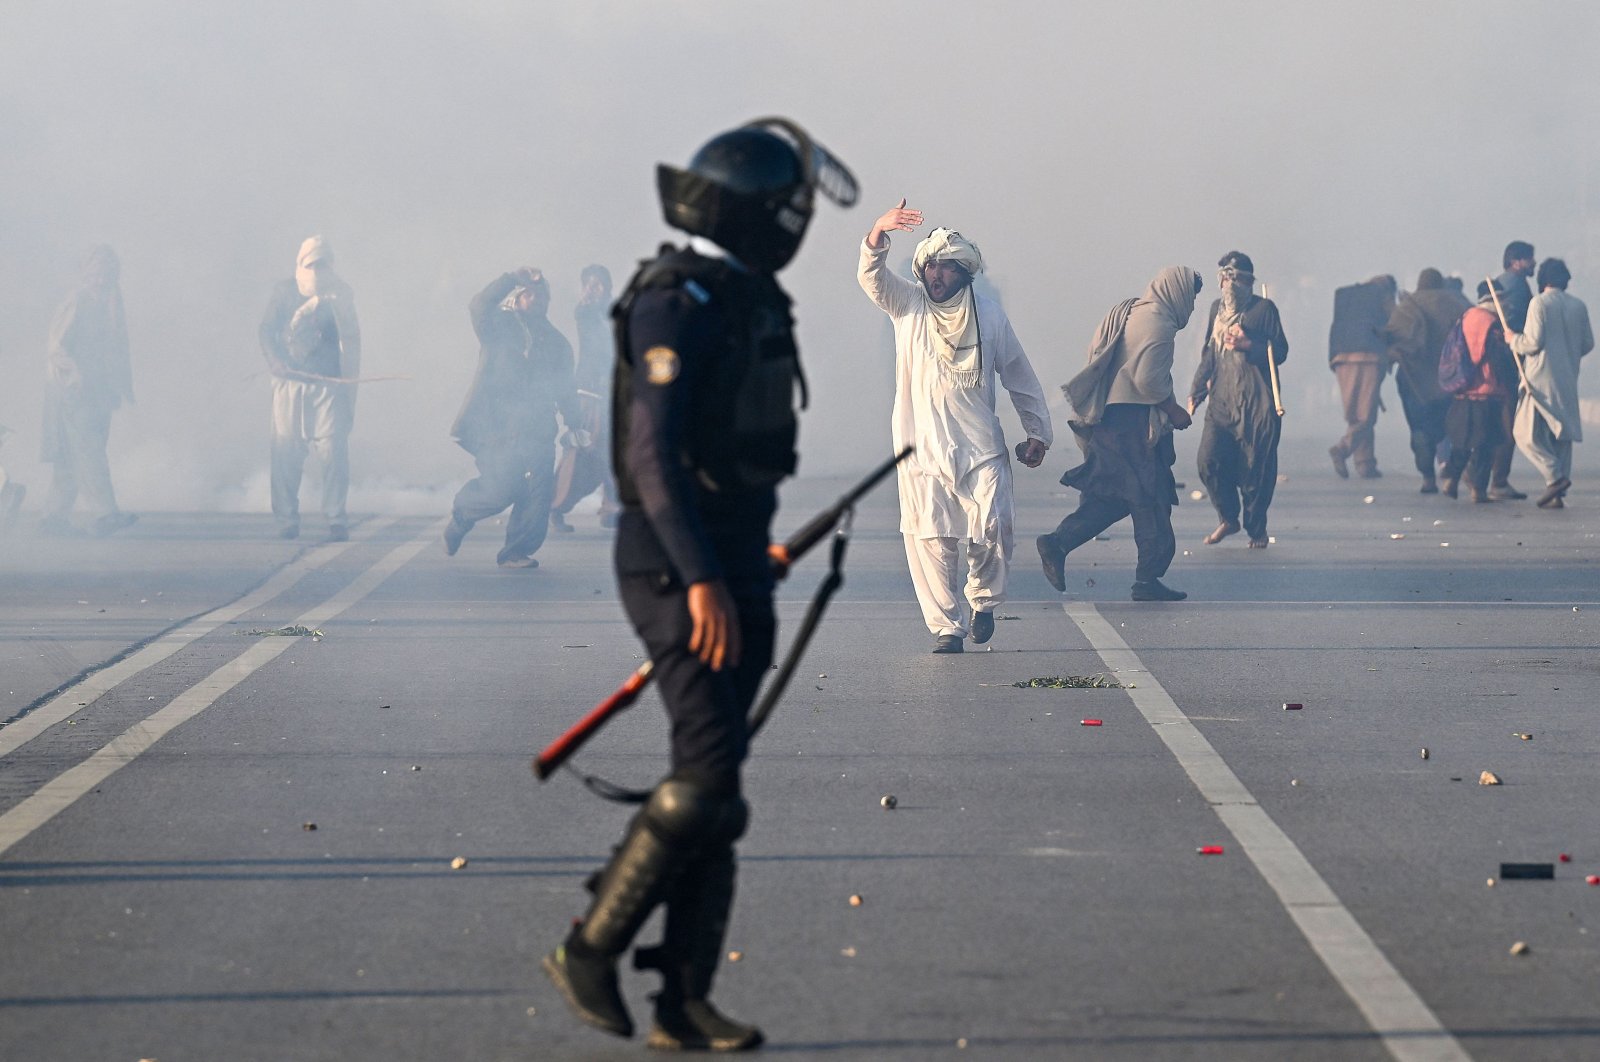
[
  {"xmin": 1197, "ymin": 845, "xmax": 1225, "ymax": 855},
  {"xmin": 1080, "ymin": 719, "xmax": 1103, "ymax": 727},
  {"xmin": 1559, "ymin": 853, "xmax": 1571, "ymax": 863}
]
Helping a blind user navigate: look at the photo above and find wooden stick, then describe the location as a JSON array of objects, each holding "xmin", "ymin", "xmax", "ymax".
[
  {"xmin": 1483, "ymin": 276, "xmax": 1532, "ymax": 391},
  {"xmin": 1263, "ymin": 283, "xmax": 1286, "ymax": 417}
]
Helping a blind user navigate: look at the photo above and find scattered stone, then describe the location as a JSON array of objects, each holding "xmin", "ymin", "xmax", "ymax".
[
  {"xmin": 301, "ymin": 822, "xmax": 317, "ymax": 831},
  {"xmin": 849, "ymin": 894, "xmax": 863, "ymax": 907},
  {"xmin": 450, "ymin": 856, "xmax": 468, "ymax": 870},
  {"xmin": 410, "ymin": 764, "xmax": 422, "ymax": 771},
  {"xmin": 1290, "ymin": 779, "xmax": 1300, "ymax": 787},
  {"xmin": 1420, "ymin": 748, "xmax": 1430, "ymax": 760},
  {"xmin": 1390, "ymin": 533, "xmax": 1406, "ymax": 540},
  {"xmin": 880, "ymin": 795, "xmax": 897, "ymax": 809},
  {"xmin": 1479, "ymin": 771, "xmax": 1502, "ymax": 786},
  {"xmin": 1363, "ymin": 495, "xmax": 1375, "ymax": 504},
  {"xmin": 1509, "ymin": 941, "xmax": 1530, "ymax": 956},
  {"xmin": 1189, "ymin": 489, "xmax": 1205, "ymax": 501},
  {"xmin": 841, "ymin": 946, "xmax": 857, "ymax": 957},
  {"xmin": 1487, "ymin": 878, "xmax": 1496, "ymax": 887},
  {"xmin": 1513, "ymin": 732, "xmax": 1533, "ymax": 741},
  {"xmin": 727, "ymin": 950, "xmax": 743, "ymax": 962}
]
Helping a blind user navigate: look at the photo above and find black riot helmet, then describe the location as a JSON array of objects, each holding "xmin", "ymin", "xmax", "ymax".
[{"xmin": 657, "ymin": 117, "xmax": 858, "ymax": 272}]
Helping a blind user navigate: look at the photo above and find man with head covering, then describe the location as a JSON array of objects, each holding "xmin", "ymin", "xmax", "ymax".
[
  {"xmin": 443, "ymin": 266, "xmax": 581, "ymax": 568},
  {"xmin": 550, "ymin": 264, "xmax": 621, "ymax": 532},
  {"xmin": 1327, "ymin": 273, "xmax": 1395, "ymax": 480},
  {"xmin": 1188, "ymin": 252, "xmax": 1289, "ymax": 548},
  {"xmin": 1439, "ymin": 280, "xmax": 1519, "ymax": 502},
  {"xmin": 1041, "ymin": 267, "xmax": 1199, "ymax": 600},
  {"xmin": 40, "ymin": 245, "xmax": 137, "ymax": 537},
  {"xmin": 1385, "ymin": 268, "xmax": 1471, "ymax": 493},
  {"xmin": 859, "ymin": 200, "xmax": 1053, "ymax": 653},
  {"xmin": 258, "ymin": 236, "xmax": 361, "ymax": 541},
  {"xmin": 1507, "ymin": 258, "xmax": 1594, "ymax": 508}
]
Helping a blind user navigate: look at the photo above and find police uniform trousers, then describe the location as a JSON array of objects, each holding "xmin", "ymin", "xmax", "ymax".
[
  {"xmin": 617, "ymin": 572, "xmax": 775, "ymax": 789},
  {"xmin": 270, "ymin": 378, "xmax": 350, "ymax": 532},
  {"xmin": 451, "ymin": 432, "xmax": 556, "ymax": 564}
]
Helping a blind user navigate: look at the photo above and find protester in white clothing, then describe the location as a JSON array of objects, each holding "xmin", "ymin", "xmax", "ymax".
[
  {"xmin": 858, "ymin": 200, "xmax": 1053, "ymax": 654},
  {"xmin": 1508, "ymin": 258, "xmax": 1594, "ymax": 508}
]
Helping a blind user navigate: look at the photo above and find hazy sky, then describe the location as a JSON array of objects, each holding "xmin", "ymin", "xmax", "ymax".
[{"xmin": 4, "ymin": 1, "xmax": 1597, "ymax": 509}]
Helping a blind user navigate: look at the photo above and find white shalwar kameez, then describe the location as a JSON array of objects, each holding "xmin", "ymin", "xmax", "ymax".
[
  {"xmin": 1510, "ymin": 288, "xmax": 1594, "ymax": 486},
  {"xmin": 858, "ymin": 238, "xmax": 1053, "ymax": 637}
]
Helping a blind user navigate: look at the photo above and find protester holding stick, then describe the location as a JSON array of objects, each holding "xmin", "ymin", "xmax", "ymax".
[
  {"xmin": 540, "ymin": 117, "xmax": 856, "ymax": 1052},
  {"xmin": 1438, "ymin": 280, "xmax": 1519, "ymax": 502},
  {"xmin": 1188, "ymin": 251, "xmax": 1288, "ymax": 549}
]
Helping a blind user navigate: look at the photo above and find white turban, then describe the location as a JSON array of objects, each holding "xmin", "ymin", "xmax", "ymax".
[
  {"xmin": 912, "ymin": 227, "xmax": 984, "ymax": 282},
  {"xmin": 296, "ymin": 235, "xmax": 335, "ymax": 297}
]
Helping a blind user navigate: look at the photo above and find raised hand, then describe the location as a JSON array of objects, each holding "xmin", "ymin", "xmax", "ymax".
[{"xmin": 868, "ymin": 198, "xmax": 924, "ymax": 249}]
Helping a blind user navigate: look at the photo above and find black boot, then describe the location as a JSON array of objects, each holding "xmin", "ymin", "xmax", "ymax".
[
  {"xmin": 543, "ymin": 926, "xmax": 633, "ymax": 1038},
  {"xmin": 547, "ymin": 778, "xmax": 746, "ymax": 1042},
  {"xmin": 637, "ymin": 848, "xmax": 763, "ymax": 1052}
]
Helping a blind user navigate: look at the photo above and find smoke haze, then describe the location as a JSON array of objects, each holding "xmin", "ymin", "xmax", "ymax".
[{"xmin": 4, "ymin": 1, "xmax": 1598, "ymax": 510}]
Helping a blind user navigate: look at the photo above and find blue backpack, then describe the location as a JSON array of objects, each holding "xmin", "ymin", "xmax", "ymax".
[{"xmin": 1437, "ymin": 318, "xmax": 1476, "ymax": 395}]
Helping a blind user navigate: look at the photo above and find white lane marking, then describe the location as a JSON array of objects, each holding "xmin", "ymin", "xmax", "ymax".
[
  {"xmin": 0, "ymin": 530, "xmax": 432, "ymax": 860},
  {"xmin": 1064, "ymin": 602, "xmax": 1470, "ymax": 1062},
  {"xmin": 0, "ymin": 518, "xmax": 398, "ymax": 759}
]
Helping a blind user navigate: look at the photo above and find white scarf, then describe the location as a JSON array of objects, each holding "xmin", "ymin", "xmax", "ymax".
[{"xmin": 913, "ymin": 228, "xmax": 985, "ymax": 389}]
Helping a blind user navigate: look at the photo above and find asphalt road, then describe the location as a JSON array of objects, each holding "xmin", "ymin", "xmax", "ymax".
[{"xmin": 2, "ymin": 438, "xmax": 1597, "ymax": 1061}]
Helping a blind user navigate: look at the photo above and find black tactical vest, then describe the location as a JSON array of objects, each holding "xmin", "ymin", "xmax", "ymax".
[{"xmin": 611, "ymin": 245, "xmax": 805, "ymax": 503}]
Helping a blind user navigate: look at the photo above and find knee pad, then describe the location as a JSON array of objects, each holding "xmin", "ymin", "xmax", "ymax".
[{"xmin": 645, "ymin": 778, "xmax": 749, "ymax": 848}]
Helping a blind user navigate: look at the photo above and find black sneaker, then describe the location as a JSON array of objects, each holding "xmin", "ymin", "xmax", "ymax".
[
  {"xmin": 1131, "ymin": 579, "xmax": 1187, "ymax": 602},
  {"xmin": 971, "ymin": 610, "xmax": 995, "ymax": 644},
  {"xmin": 931, "ymin": 634, "xmax": 963, "ymax": 654},
  {"xmin": 648, "ymin": 997, "xmax": 764, "ymax": 1052},
  {"xmin": 1036, "ymin": 534, "xmax": 1066, "ymax": 592},
  {"xmin": 542, "ymin": 934, "xmax": 633, "ymax": 1039}
]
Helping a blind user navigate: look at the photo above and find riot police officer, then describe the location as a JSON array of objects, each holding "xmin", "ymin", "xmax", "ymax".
[{"xmin": 542, "ymin": 119, "xmax": 856, "ymax": 1051}]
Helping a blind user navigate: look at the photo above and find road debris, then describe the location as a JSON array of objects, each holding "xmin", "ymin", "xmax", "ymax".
[
  {"xmin": 1363, "ymin": 495, "xmax": 1375, "ymax": 504},
  {"xmin": 1559, "ymin": 853, "xmax": 1571, "ymax": 863},
  {"xmin": 1513, "ymin": 732, "xmax": 1533, "ymax": 741},
  {"xmin": 1390, "ymin": 533, "xmax": 1406, "ymax": 540},
  {"xmin": 880, "ymin": 794, "xmax": 897, "ymax": 809},
  {"xmin": 1420, "ymin": 748, "xmax": 1430, "ymax": 760},
  {"xmin": 1282, "ymin": 702, "xmax": 1303, "ymax": 711},
  {"xmin": 242, "ymin": 624, "xmax": 323, "ymax": 638},
  {"xmin": 1197, "ymin": 845, "xmax": 1224, "ymax": 855},
  {"xmin": 1587, "ymin": 876, "xmax": 1600, "ymax": 886},
  {"xmin": 1479, "ymin": 771, "xmax": 1502, "ymax": 786},
  {"xmin": 1189, "ymin": 489, "xmax": 1205, "ymax": 501},
  {"xmin": 1509, "ymin": 941, "xmax": 1530, "ymax": 956},
  {"xmin": 727, "ymin": 950, "xmax": 743, "ymax": 962},
  {"xmin": 1499, "ymin": 863, "xmax": 1554, "ymax": 880},
  {"xmin": 1013, "ymin": 675, "xmax": 1124, "ymax": 689},
  {"xmin": 302, "ymin": 822, "xmax": 317, "ymax": 831},
  {"xmin": 849, "ymin": 894, "xmax": 863, "ymax": 907},
  {"xmin": 450, "ymin": 856, "xmax": 468, "ymax": 870},
  {"xmin": 841, "ymin": 947, "xmax": 857, "ymax": 957},
  {"xmin": 1080, "ymin": 719, "xmax": 1103, "ymax": 727}
]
